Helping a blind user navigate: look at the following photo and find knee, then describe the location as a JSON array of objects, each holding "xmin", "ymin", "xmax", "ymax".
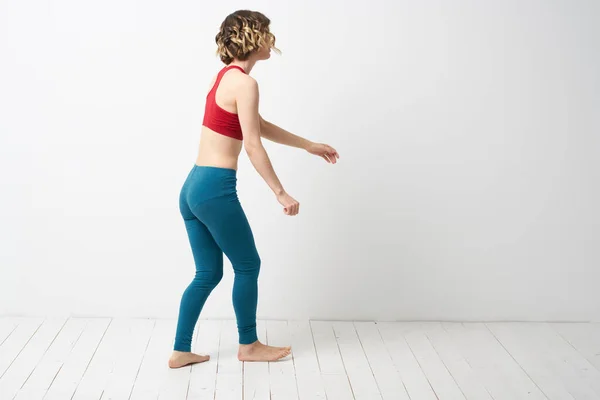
[
  {"xmin": 212, "ymin": 269, "xmax": 224, "ymax": 286},
  {"xmin": 255, "ymin": 254, "xmax": 261, "ymax": 272},
  {"xmin": 235, "ymin": 254, "xmax": 261, "ymax": 276},
  {"xmin": 252, "ymin": 253, "xmax": 261, "ymax": 273},
  {"xmin": 211, "ymin": 269, "xmax": 224, "ymax": 287},
  {"xmin": 194, "ymin": 269, "xmax": 223, "ymax": 288}
]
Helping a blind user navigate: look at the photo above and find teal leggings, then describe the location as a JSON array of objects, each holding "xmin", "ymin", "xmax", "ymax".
[{"xmin": 174, "ymin": 164, "xmax": 261, "ymax": 351}]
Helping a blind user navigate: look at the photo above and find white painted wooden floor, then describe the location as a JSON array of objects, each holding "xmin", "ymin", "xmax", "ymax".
[{"xmin": 0, "ymin": 318, "xmax": 599, "ymax": 400}]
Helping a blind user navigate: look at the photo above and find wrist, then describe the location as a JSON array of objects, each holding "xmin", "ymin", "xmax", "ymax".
[
  {"xmin": 274, "ymin": 187, "xmax": 286, "ymax": 196},
  {"xmin": 303, "ymin": 140, "xmax": 314, "ymax": 151}
]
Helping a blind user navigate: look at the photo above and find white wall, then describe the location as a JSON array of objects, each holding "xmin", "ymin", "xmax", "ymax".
[{"xmin": 1, "ymin": 0, "xmax": 598, "ymax": 322}]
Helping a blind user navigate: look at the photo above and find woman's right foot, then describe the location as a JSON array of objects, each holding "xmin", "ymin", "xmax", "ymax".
[
  {"xmin": 168, "ymin": 350, "xmax": 210, "ymax": 368},
  {"xmin": 238, "ymin": 340, "xmax": 291, "ymax": 361}
]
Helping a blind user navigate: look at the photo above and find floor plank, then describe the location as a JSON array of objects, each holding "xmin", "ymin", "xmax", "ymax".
[
  {"xmin": 72, "ymin": 318, "xmax": 148, "ymax": 399},
  {"xmin": 0, "ymin": 317, "xmax": 19, "ymax": 346},
  {"xmin": 214, "ymin": 319, "xmax": 242, "ymax": 400},
  {"xmin": 332, "ymin": 321, "xmax": 383, "ymax": 400},
  {"xmin": 353, "ymin": 321, "xmax": 410, "ymax": 400},
  {"xmin": 442, "ymin": 322, "xmax": 547, "ymax": 400},
  {"xmin": 242, "ymin": 319, "xmax": 269, "ymax": 400},
  {"xmin": 547, "ymin": 323, "xmax": 600, "ymax": 398},
  {"xmin": 129, "ymin": 319, "xmax": 175, "ymax": 400},
  {"xmin": 0, "ymin": 317, "xmax": 44, "ymax": 379},
  {"xmin": 188, "ymin": 319, "xmax": 222, "ymax": 400},
  {"xmin": 377, "ymin": 321, "xmax": 438, "ymax": 399},
  {"xmin": 400, "ymin": 322, "xmax": 466, "ymax": 399},
  {"xmin": 487, "ymin": 322, "xmax": 577, "ymax": 399},
  {"xmin": 288, "ymin": 319, "xmax": 327, "ymax": 400},
  {"xmin": 95, "ymin": 318, "xmax": 155, "ymax": 399},
  {"xmin": 158, "ymin": 321, "xmax": 195, "ymax": 400},
  {"xmin": 311, "ymin": 320, "xmax": 355, "ymax": 400},
  {"xmin": 421, "ymin": 322, "xmax": 493, "ymax": 399},
  {"xmin": 0, "ymin": 317, "xmax": 66, "ymax": 399},
  {"xmin": 15, "ymin": 318, "xmax": 88, "ymax": 400},
  {"xmin": 267, "ymin": 320, "xmax": 298, "ymax": 399},
  {"xmin": 2, "ymin": 317, "xmax": 599, "ymax": 400},
  {"xmin": 42, "ymin": 318, "xmax": 111, "ymax": 400}
]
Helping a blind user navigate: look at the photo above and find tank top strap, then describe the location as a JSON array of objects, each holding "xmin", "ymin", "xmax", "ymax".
[
  {"xmin": 223, "ymin": 65, "xmax": 246, "ymax": 74},
  {"xmin": 209, "ymin": 65, "xmax": 247, "ymax": 95}
]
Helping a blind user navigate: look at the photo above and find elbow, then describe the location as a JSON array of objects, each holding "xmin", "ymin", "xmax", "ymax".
[
  {"xmin": 260, "ymin": 117, "xmax": 270, "ymax": 130},
  {"xmin": 244, "ymin": 136, "xmax": 263, "ymax": 157},
  {"xmin": 259, "ymin": 119, "xmax": 269, "ymax": 138}
]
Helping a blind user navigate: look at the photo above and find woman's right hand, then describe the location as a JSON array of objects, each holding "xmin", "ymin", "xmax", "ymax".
[{"xmin": 276, "ymin": 191, "xmax": 300, "ymax": 216}]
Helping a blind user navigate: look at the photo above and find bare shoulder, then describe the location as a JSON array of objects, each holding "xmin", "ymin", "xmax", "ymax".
[
  {"xmin": 232, "ymin": 73, "xmax": 258, "ymax": 98},
  {"xmin": 235, "ymin": 73, "xmax": 258, "ymax": 90}
]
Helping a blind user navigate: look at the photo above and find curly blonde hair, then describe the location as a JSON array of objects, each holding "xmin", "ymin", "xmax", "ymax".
[{"xmin": 215, "ymin": 10, "xmax": 280, "ymax": 64}]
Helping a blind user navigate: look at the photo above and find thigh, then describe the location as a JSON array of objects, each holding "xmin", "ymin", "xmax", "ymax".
[
  {"xmin": 194, "ymin": 197, "xmax": 260, "ymax": 270},
  {"xmin": 182, "ymin": 216, "xmax": 224, "ymax": 275}
]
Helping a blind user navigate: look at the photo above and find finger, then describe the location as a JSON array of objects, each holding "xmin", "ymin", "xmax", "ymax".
[
  {"xmin": 322, "ymin": 154, "xmax": 331, "ymax": 163},
  {"xmin": 329, "ymin": 148, "xmax": 339, "ymax": 160},
  {"xmin": 328, "ymin": 146, "xmax": 339, "ymax": 159},
  {"xmin": 326, "ymin": 152, "xmax": 336, "ymax": 164}
]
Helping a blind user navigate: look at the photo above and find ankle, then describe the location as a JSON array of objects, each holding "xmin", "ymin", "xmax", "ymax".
[{"xmin": 239, "ymin": 340, "xmax": 260, "ymax": 347}]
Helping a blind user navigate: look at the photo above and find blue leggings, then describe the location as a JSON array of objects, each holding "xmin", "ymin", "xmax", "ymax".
[{"xmin": 174, "ymin": 164, "xmax": 261, "ymax": 351}]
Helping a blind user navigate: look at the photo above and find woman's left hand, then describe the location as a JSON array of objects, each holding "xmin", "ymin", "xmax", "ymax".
[{"xmin": 306, "ymin": 142, "xmax": 340, "ymax": 164}]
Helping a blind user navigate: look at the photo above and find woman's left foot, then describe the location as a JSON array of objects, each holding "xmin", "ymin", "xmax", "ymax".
[{"xmin": 168, "ymin": 350, "xmax": 210, "ymax": 368}]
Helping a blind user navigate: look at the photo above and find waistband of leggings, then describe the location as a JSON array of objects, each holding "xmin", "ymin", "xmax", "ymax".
[{"xmin": 192, "ymin": 164, "xmax": 237, "ymax": 176}]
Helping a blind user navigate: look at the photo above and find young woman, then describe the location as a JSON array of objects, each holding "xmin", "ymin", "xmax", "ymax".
[{"xmin": 168, "ymin": 10, "xmax": 340, "ymax": 368}]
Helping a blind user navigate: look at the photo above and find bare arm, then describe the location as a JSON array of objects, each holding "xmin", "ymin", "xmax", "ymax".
[
  {"xmin": 237, "ymin": 78, "xmax": 285, "ymax": 196},
  {"xmin": 259, "ymin": 115, "xmax": 313, "ymax": 150},
  {"xmin": 259, "ymin": 114, "xmax": 340, "ymax": 164}
]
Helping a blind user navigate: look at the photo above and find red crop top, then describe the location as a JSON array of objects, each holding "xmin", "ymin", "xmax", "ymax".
[{"xmin": 202, "ymin": 65, "xmax": 246, "ymax": 140}]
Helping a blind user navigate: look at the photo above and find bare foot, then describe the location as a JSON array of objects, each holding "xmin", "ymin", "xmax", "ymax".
[
  {"xmin": 168, "ymin": 350, "xmax": 210, "ymax": 368},
  {"xmin": 238, "ymin": 340, "xmax": 292, "ymax": 362}
]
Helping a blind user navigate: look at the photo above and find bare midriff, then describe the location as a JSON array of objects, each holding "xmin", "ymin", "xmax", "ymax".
[{"xmin": 195, "ymin": 125, "xmax": 243, "ymax": 171}]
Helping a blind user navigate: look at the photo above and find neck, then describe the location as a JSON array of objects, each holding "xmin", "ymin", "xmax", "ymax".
[{"xmin": 228, "ymin": 59, "xmax": 256, "ymax": 74}]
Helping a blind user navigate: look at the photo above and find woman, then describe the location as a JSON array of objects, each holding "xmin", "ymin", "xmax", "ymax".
[{"xmin": 168, "ymin": 10, "xmax": 340, "ymax": 368}]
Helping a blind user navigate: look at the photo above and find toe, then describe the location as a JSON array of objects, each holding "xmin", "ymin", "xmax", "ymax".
[{"xmin": 194, "ymin": 354, "xmax": 210, "ymax": 362}]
